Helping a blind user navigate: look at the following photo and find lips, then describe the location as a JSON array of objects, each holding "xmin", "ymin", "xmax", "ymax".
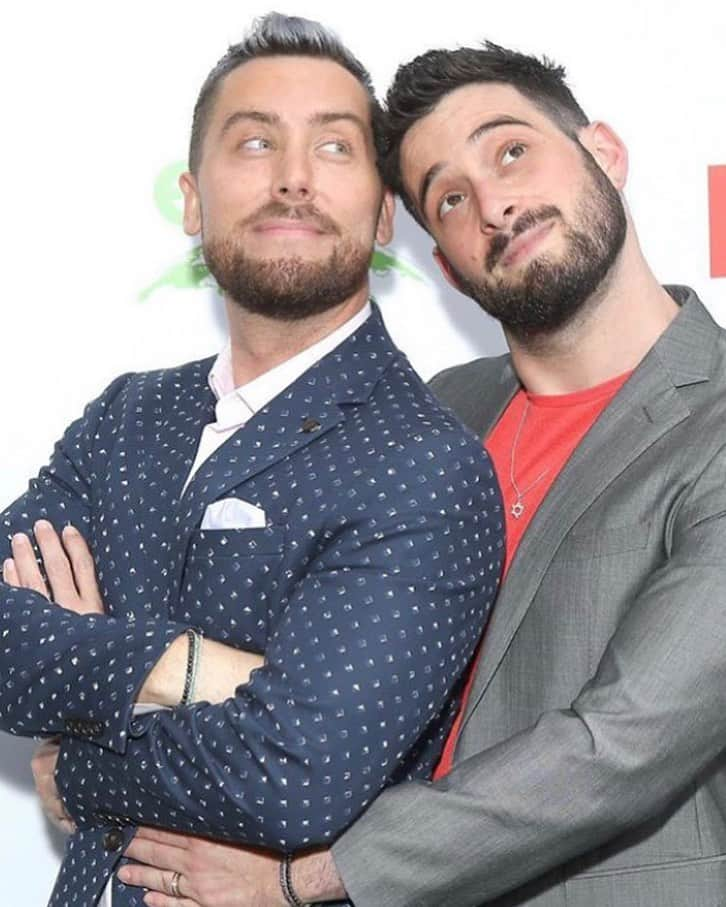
[
  {"xmin": 499, "ymin": 219, "xmax": 556, "ymax": 268},
  {"xmin": 253, "ymin": 218, "xmax": 327, "ymax": 236}
]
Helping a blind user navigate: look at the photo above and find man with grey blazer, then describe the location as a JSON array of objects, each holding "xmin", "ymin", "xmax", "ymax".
[{"xmin": 97, "ymin": 41, "xmax": 726, "ymax": 907}]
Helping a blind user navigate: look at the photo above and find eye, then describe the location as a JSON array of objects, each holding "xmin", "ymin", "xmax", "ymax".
[
  {"xmin": 502, "ymin": 142, "xmax": 526, "ymax": 165},
  {"xmin": 241, "ymin": 136, "xmax": 272, "ymax": 152},
  {"xmin": 438, "ymin": 191, "xmax": 466, "ymax": 219},
  {"xmin": 319, "ymin": 139, "xmax": 351, "ymax": 155}
]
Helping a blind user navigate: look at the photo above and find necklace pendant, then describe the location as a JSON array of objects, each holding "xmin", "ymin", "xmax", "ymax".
[{"xmin": 511, "ymin": 500, "xmax": 525, "ymax": 519}]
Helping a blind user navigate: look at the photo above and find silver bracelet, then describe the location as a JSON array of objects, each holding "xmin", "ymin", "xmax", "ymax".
[
  {"xmin": 279, "ymin": 853, "xmax": 307, "ymax": 907},
  {"xmin": 180, "ymin": 628, "xmax": 202, "ymax": 705}
]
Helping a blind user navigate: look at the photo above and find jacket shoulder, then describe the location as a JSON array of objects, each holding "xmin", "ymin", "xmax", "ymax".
[
  {"xmin": 429, "ymin": 354, "xmax": 512, "ymax": 400},
  {"xmin": 427, "ymin": 354, "xmax": 513, "ymax": 435}
]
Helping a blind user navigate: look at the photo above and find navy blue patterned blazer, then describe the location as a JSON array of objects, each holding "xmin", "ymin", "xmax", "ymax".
[{"xmin": 0, "ymin": 305, "xmax": 503, "ymax": 906}]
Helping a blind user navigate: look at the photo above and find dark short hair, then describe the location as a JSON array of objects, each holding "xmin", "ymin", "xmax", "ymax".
[
  {"xmin": 384, "ymin": 42, "xmax": 590, "ymax": 224},
  {"xmin": 189, "ymin": 12, "xmax": 385, "ymax": 173}
]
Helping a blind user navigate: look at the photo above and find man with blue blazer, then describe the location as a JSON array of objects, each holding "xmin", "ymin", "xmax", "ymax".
[
  {"xmin": 0, "ymin": 17, "xmax": 503, "ymax": 907},
  {"xmin": 117, "ymin": 38, "xmax": 726, "ymax": 907}
]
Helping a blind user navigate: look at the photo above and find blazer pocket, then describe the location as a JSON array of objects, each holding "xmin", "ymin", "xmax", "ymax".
[
  {"xmin": 558, "ymin": 521, "xmax": 652, "ymax": 561},
  {"xmin": 186, "ymin": 526, "xmax": 286, "ymax": 560},
  {"xmin": 179, "ymin": 528, "xmax": 286, "ymax": 648}
]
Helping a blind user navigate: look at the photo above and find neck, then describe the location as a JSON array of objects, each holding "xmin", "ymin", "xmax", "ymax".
[
  {"xmin": 506, "ymin": 235, "xmax": 679, "ymax": 395},
  {"xmin": 225, "ymin": 285, "xmax": 370, "ymax": 386}
]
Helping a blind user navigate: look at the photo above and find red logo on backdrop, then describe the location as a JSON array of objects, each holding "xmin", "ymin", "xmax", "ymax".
[{"xmin": 709, "ymin": 166, "xmax": 726, "ymax": 278}]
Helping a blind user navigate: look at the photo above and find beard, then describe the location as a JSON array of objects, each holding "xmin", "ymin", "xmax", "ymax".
[
  {"xmin": 202, "ymin": 202, "xmax": 373, "ymax": 322},
  {"xmin": 448, "ymin": 146, "xmax": 627, "ymax": 339}
]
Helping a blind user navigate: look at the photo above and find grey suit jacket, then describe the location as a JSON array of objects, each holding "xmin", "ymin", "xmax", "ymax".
[{"xmin": 333, "ymin": 286, "xmax": 726, "ymax": 906}]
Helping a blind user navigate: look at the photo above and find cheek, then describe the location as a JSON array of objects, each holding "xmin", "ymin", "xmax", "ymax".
[
  {"xmin": 201, "ymin": 184, "xmax": 263, "ymax": 229},
  {"xmin": 319, "ymin": 172, "xmax": 382, "ymax": 225},
  {"xmin": 438, "ymin": 228, "xmax": 486, "ymax": 274}
]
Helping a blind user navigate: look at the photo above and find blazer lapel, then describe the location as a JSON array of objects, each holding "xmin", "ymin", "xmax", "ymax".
[
  {"xmin": 167, "ymin": 305, "xmax": 399, "ymax": 598},
  {"xmin": 459, "ymin": 290, "xmax": 716, "ymax": 733}
]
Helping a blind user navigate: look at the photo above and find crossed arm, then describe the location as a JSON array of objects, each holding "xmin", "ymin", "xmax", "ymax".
[{"xmin": 7, "ymin": 523, "xmax": 342, "ymax": 906}]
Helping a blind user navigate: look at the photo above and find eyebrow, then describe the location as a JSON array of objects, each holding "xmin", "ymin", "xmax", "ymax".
[
  {"xmin": 309, "ymin": 111, "xmax": 370, "ymax": 140},
  {"xmin": 418, "ymin": 115, "xmax": 534, "ymax": 217},
  {"xmin": 219, "ymin": 109, "xmax": 369, "ymax": 141},
  {"xmin": 220, "ymin": 109, "xmax": 279, "ymax": 137}
]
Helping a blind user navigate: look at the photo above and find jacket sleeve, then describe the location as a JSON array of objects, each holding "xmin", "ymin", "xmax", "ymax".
[
  {"xmin": 0, "ymin": 375, "xmax": 185, "ymax": 752},
  {"xmin": 55, "ymin": 437, "xmax": 504, "ymax": 850},
  {"xmin": 331, "ymin": 442, "xmax": 726, "ymax": 907}
]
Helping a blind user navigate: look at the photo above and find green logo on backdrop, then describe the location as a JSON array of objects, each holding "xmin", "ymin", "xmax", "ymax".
[{"xmin": 140, "ymin": 162, "xmax": 422, "ymax": 301}]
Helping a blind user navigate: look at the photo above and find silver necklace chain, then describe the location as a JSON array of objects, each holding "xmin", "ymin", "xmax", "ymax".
[{"xmin": 509, "ymin": 399, "xmax": 549, "ymax": 519}]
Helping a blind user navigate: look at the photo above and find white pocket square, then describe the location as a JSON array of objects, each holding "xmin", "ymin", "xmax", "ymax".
[{"xmin": 201, "ymin": 498, "xmax": 267, "ymax": 530}]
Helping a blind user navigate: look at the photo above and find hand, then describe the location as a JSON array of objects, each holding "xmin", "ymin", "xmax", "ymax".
[
  {"xmin": 31, "ymin": 739, "xmax": 76, "ymax": 835},
  {"xmin": 3, "ymin": 520, "xmax": 104, "ymax": 614},
  {"xmin": 119, "ymin": 827, "xmax": 284, "ymax": 907}
]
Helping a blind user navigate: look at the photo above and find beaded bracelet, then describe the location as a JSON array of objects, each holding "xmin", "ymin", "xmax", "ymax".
[
  {"xmin": 279, "ymin": 853, "xmax": 307, "ymax": 907},
  {"xmin": 180, "ymin": 628, "xmax": 202, "ymax": 706}
]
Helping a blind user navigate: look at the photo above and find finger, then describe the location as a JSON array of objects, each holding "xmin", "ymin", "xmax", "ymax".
[
  {"xmin": 144, "ymin": 893, "xmax": 198, "ymax": 907},
  {"xmin": 34, "ymin": 521, "xmax": 79, "ymax": 605},
  {"xmin": 117, "ymin": 866, "xmax": 197, "ymax": 904},
  {"xmin": 61, "ymin": 525, "xmax": 104, "ymax": 613},
  {"xmin": 34, "ymin": 766, "xmax": 71, "ymax": 823},
  {"xmin": 117, "ymin": 864, "xmax": 170, "ymax": 891},
  {"xmin": 43, "ymin": 801, "xmax": 76, "ymax": 832},
  {"xmin": 134, "ymin": 826, "xmax": 192, "ymax": 850},
  {"xmin": 3, "ymin": 558, "xmax": 20, "ymax": 586},
  {"xmin": 31, "ymin": 746, "xmax": 60, "ymax": 782},
  {"xmin": 33, "ymin": 738, "xmax": 61, "ymax": 761},
  {"xmin": 31, "ymin": 741, "xmax": 73, "ymax": 829},
  {"xmin": 34, "ymin": 771, "xmax": 75, "ymax": 831},
  {"xmin": 124, "ymin": 836, "xmax": 187, "ymax": 872},
  {"xmin": 10, "ymin": 533, "xmax": 49, "ymax": 597}
]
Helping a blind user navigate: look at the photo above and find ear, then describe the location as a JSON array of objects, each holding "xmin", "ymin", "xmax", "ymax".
[
  {"xmin": 577, "ymin": 121, "xmax": 629, "ymax": 191},
  {"xmin": 179, "ymin": 171, "xmax": 202, "ymax": 236},
  {"xmin": 375, "ymin": 189, "xmax": 395, "ymax": 246},
  {"xmin": 432, "ymin": 246, "xmax": 464, "ymax": 292}
]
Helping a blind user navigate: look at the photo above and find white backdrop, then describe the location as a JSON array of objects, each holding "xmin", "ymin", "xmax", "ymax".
[{"xmin": 1, "ymin": 1, "xmax": 724, "ymax": 902}]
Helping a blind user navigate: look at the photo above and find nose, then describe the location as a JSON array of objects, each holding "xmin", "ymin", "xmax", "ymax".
[
  {"xmin": 473, "ymin": 184, "xmax": 518, "ymax": 235},
  {"xmin": 272, "ymin": 148, "xmax": 314, "ymax": 203}
]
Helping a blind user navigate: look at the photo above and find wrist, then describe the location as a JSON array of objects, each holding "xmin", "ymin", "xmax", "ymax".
[
  {"xmin": 292, "ymin": 850, "xmax": 347, "ymax": 903},
  {"xmin": 280, "ymin": 854, "xmax": 306, "ymax": 906},
  {"xmin": 136, "ymin": 635, "xmax": 187, "ymax": 706}
]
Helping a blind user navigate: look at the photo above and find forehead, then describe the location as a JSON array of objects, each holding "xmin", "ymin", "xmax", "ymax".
[
  {"xmin": 400, "ymin": 82, "xmax": 549, "ymax": 187},
  {"xmin": 211, "ymin": 55, "xmax": 373, "ymax": 127}
]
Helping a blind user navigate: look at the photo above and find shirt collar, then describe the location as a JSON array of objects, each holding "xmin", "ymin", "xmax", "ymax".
[{"xmin": 208, "ymin": 302, "xmax": 373, "ymax": 414}]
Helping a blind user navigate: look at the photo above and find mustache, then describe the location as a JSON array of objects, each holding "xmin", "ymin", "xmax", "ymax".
[
  {"xmin": 239, "ymin": 201, "xmax": 342, "ymax": 236},
  {"xmin": 486, "ymin": 205, "xmax": 562, "ymax": 271}
]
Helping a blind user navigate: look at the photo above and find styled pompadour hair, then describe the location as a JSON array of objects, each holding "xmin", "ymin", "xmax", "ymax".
[{"xmin": 188, "ymin": 12, "xmax": 385, "ymax": 173}]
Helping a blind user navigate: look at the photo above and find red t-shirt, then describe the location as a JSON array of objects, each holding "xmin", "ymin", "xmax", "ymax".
[{"xmin": 433, "ymin": 370, "xmax": 632, "ymax": 780}]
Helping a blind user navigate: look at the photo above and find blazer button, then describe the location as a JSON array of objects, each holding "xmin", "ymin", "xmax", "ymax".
[
  {"xmin": 300, "ymin": 417, "xmax": 321, "ymax": 433},
  {"xmin": 103, "ymin": 829, "xmax": 125, "ymax": 852}
]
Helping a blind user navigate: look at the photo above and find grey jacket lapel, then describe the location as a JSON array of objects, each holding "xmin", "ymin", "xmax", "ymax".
[
  {"xmin": 459, "ymin": 289, "xmax": 716, "ymax": 733},
  {"xmin": 429, "ymin": 353, "xmax": 519, "ymax": 439}
]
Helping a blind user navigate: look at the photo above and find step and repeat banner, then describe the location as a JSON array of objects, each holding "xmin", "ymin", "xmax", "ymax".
[{"xmin": 1, "ymin": 1, "xmax": 724, "ymax": 901}]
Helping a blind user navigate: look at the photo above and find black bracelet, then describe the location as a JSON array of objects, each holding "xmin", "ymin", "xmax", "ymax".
[
  {"xmin": 180, "ymin": 628, "xmax": 201, "ymax": 706},
  {"xmin": 279, "ymin": 853, "xmax": 306, "ymax": 907}
]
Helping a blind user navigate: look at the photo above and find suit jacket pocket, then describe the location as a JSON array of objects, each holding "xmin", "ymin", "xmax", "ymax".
[
  {"xmin": 186, "ymin": 526, "xmax": 286, "ymax": 559},
  {"xmin": 176, "ymin": 527, "xmax": 286, "ymax": 649},
  {"xmin": 557, "ymin": 521, "xmax": 652, "ymax": 561}
]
